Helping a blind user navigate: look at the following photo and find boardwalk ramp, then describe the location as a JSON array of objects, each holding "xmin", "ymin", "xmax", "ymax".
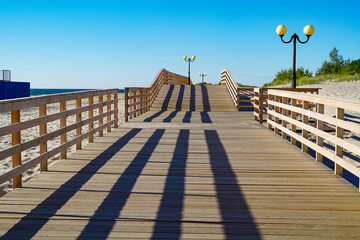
[{"xmin": 1, "ymin": 70, "xmax": 360, "ymax": 239}]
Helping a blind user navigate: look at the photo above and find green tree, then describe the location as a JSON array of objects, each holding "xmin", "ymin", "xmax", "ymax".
[{"xmin": 316, "ymin": 47, "xmax": 345, "ymax": 75}]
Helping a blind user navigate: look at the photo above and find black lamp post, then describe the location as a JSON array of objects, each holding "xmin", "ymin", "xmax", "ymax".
[
  {"xmin": 199, "ymin": 72, "xmax": 207, "ymax": 84},
  {"xmin": 183, "ymin": 55, "xmax": 196, "ymax": 85},
  {"xmin": 276, "ymin": 25, "xmax": 315, "ymax": 88}
]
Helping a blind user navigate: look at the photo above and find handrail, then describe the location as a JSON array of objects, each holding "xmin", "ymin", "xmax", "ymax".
[
  {"xmin": 0, "ymin": 89, "xmax": 119, "ymax": 189},
  {"xmin": 124, "ymin": 68, "xmax": 189, "ymax": 121},
  {"xmin": 221, "ymin": 69, "xmax": 254, "ymax": 110},
  {"xmin": 266, "ymin": 89, "xmax": 360, "ymax": 191},
  {"xmin": 254, "ymin": 87, "xmax": 320, "ymax": 123}
]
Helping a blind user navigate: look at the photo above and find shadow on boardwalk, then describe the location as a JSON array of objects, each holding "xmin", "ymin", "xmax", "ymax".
[{"xmin": 1, "ymin": 128, "xmax": 260, "ymax": 239}]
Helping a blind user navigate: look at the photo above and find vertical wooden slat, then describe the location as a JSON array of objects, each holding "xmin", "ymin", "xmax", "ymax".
[
  {"xmin": 316, "ymin": 103, "xmax": 324, "ymax": 162},
  {"xmin": 88, "ymin": 96, "xmax": 94, "ymax": 143},
  {"xmin": 301, "ymin": 101, "xmax": 309, "ymax": 153},
  {"xmin": 60, "ymin": 101, "xmax": 67, "ymax": 159},
  {"xmin": 11, "ymin": 110, "xmax": 22, "ymax": 189},
  {"xmin": 259, "ymin": 89, "xmax": 264, "ymax": 124},
  {"xmin": 125, "ymin": 88, "xmax": 129, "ymax": 122},
  {"xmin": 267, "ymin": 94, "xmax": 273, "ymax": 130},
  {"xmin": 281, "ymin": 97, "xmax": 288, "ymax": 139},
  {"xmin": 114, "ymin": 92, "xmax": 118, "ymax": 128},
  {"xmin": 107, "ymin": 94, "xmax": 111, "ymax": 132},
  {"xmin": 129, "ymin": 91, "xmax": 133, "ymax": 120},
  {"xmin": 291, "ymin": 98, "xmax": 297, "ymax": 145},
  {"xmin": 39, "ymin": 104, "xmax": 48, "ymax": 172},
  {"xmin": 98, "ymin": 95, "xmax": 104, "ymax": 137},
  {"xmin": 335, "ymin": 107, "xmax": 344, "ymax": 175},
  {"xmin": 76, "ymin": 99, "xmax": 82, "ymax": 150},
  {"xmin": 274, "ymin": 96, "xmax": 280, "ymax": 134},
  {"xmin": 136, "ymin": 90, "xmax": 140, "ymax": 117}
]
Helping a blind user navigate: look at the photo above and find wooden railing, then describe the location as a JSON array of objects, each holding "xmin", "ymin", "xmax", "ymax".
[
  {"xmin": 221, "ymin": 69, "xmax": 254, "ymax": 110},
  {"xmin": 125, "ymin": 68, "xmax": 189, "ymax": 121},
  {"xmin": 254, "ymin": 87, "xmax": 320, "ymax": 123},
  {"xmin": 0, "ymin": 89, "xmax": 118, "ymax": 189},
  {"xmin": 267, "ymin": 89, "xmax": 360, "ymax": 191}
]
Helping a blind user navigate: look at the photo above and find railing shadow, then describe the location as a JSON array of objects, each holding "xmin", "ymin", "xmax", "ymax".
[
  {"xmin": 201, "ymin": 85, "xmax": 211, "ymax": 111},
  {"xmin": 77, "ymin": 129, "xmax": 165, "ymax": 239},
  {"xmin": 0, "ymin": 128, "xmax": 142, "ymax": 240},
  {"xmin": 205, "ymin": 130, "xmax": 261, "ymax": 238},
  {"xmin": 151, "ymin": 129, "xmax": 189, "ymax": 239},
  {"xmin": 190, "ymin": 85, "xmax": 195, "ymax": 111}
]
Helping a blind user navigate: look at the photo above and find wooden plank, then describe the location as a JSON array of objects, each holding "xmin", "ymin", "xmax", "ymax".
[
  {"xmin": 11, "ymin": 109, "xmax": 21, "ymax": 189},
  {"xmin": 39, "ymin": 104, "xmax": 47, "ymax": 172}
]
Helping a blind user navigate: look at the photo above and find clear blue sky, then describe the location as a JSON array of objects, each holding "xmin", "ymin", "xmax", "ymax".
[{"xmin": 1, "ymin": 0, "xmax": 360, "ymax": 88}]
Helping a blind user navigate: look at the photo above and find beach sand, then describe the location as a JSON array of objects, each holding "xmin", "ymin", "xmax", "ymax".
[{"xmin": 0, "ymin": 93, "xmax": 125, "ymax": 195}]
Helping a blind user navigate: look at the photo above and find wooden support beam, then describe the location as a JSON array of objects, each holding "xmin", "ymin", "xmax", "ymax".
[
  {"xmin": 98, "ymin": 95, "xmax": 103, "ymax": 137},
  {"xmin": 76, "ymin": 99, "xmax": 82, "ymax": 150},
  {"xmin": 39, "ymin": 104, "xmax": 47, "ymax": 172},
  {"xmin": 60, "ymin": 101, "xmax": 67, "ymax": 159},
  {"xmin": 88, "ymin": 97, "xmax": 94, "ymax": 142},
  {"xmin": 11, "ymin": 110, "xmax": 22, "ymax": 189},
  {"xmin": 107, "ymin": 94, "xmax": 111, "ymax": 132},
  {"xmin": 316, "ymin": 103, "xmax": 324, "ymax": 162},
  {"xmin": 335, "ymin": 107, "xmax": 344, "ymax": 176},
  {"xmin": 301, "ymin": 101, "xmax": 309, "ymax": 153}
]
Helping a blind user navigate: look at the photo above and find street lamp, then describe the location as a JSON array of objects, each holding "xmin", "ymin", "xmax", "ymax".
[
  {"xmin": 276, "ymin": 24, "xmax": 315, "ymax": 88},
  {"xmin": 199, "ymin": 72, "xmax": 207, "ymax": 84},
  {"xmin": 184, "ymin": 55, "xmax": 196, "ymax": 85}
]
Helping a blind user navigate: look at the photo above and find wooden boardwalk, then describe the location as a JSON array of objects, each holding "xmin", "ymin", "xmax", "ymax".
[{"xmin": 1, "ymin": 85, "xmax": 360, "ymax": 239}]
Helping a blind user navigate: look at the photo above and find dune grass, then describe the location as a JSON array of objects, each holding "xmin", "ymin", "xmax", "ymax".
[{"xmin": 263, "ymin": 73, "xmax": 360, "ymax": 87}]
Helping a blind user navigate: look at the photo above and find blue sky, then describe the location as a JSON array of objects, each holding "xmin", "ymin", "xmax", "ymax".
[{"xmin": 1, "ymin": 0, "xmax": 360, "ymax": 88}]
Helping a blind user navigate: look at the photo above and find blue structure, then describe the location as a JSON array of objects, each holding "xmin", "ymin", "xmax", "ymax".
[{"xmin": 0, "ymin": 81, "xmax": 30, "ymax": 100}]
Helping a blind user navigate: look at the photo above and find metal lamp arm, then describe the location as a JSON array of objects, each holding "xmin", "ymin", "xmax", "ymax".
[
  {"xmin": 297, "ymin": 35, "xmax": 311, "ymax": 44},
  {"xmin": 279, "ymin": 35, "xmax": 294, "ymax": 44}
]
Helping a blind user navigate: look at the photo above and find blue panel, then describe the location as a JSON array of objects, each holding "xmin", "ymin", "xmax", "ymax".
[{"xmin": 0, "ymin": 81, "xmax": 30, "ymax": 100}]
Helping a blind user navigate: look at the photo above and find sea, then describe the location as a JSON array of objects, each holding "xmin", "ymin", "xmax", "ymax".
[{"xmin": 30, "ymin": 88, "xmax": 124, "ymax": 96}]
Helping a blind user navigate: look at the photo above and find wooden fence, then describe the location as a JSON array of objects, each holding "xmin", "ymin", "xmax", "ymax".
[
  {"xmin": 220, "ymin": 69, "xmax": 254, "ymax": 110},
  {"xmin": 0, "ymin": 89, "xmax": 118, "ymax": 189},
  {"xmin": 254, "ymin": 87, "xmax": 320, "ymax": 123},
  {"xmin": 124, "ymin": 68, "xmax": 189, "ymax": 121},
  {"xmin": 266, "ymin": 89, "xmax": 360, "ymax": 191}
]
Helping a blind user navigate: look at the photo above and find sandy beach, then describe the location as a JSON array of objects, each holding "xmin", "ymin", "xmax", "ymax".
[{"xmin": 0, "ymin": 93, "xmax": 125, "ymax": 195}]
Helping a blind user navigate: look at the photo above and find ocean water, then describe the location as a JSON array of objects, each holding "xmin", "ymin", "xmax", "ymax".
[{"xmin": 30, "ymin": 88, "xmax": 124, "ymax": 96}]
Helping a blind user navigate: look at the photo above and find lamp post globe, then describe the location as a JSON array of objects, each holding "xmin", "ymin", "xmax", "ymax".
[
  {"xmin": 303, "ymin": 25, "xmax": 315, "ymax": 36},
  {"xmin": 276, "ymin": 25, "xmax": 287, "ymax": 36}
]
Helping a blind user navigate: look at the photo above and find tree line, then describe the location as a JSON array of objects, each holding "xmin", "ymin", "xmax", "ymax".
[{"xmin": 264, "ymin": 47, "xmax": 360, "ymax": 87}]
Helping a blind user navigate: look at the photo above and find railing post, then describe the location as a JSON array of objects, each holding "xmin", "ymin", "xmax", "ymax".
[
  {"xmin": 267, "ymin": 94, "xmax": 273, "ymax": 130},
  {"xmin": 107, "ymin": 94, "xmax": 111, "ymax": 132},
  {"xmin": 291, "ymin": 98, "xmax": 297, "ymax": 145},
  {"xmin": 39, "ymin": 104, "xmax": 48, "ymax": 172},
  {"xmin": 129, "ymin": 90, "xmax": 133, "ymax": 120},
  {"xmin": 259, "ymin": 88, "xmax": 264, "ymax": 124},
  {"xmin": 316, "ymin": 103, "xmax": 324, "ymax": 162},
  {"xmin": 76, "ymin": 98, "xmax": 82, "ymax": 150},
  {"xmin": 281, "ymin": 97, "xmax": 288, "ymax": 139},
  {"xmin": 335, "ymin": 107, "xmax": 344, "ymax": 175},
  {"xmin": 88, "ymin": 96, "xmax": 94, "ymax": 142},
  {"xmin": 98, "ymin": 95, "xmax": 104, "ymax": 137},
  {"xmin": 274, "ymin": 96, "xmax": 280, "ymax": 134},
  {"xmin": 236, "ymin": 88, "xmax": 240, "ymax": 111},
  {"xmin": 125, "ymin": 88, "xmax": 129, "ymax": 122},
  {"xmin": 114, "ymin": 92, "xmax": 118, "ymax": 128},
  {"xmin": 301, "ymin": 101, "xmax": 309, "ymax": 153},
  {"xmin": 11, "ymin": 109, "xmax": 22, "ymax": 188},
  {"xmin": 60, "ymin": 101, "xmax": 67, "ymax": 159}
]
